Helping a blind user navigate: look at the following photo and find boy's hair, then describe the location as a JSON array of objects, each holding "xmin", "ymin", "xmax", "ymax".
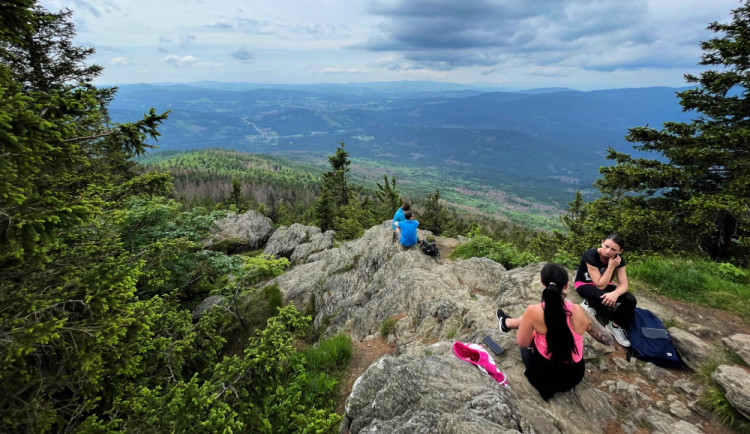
[
  {"xmin": 404, "ymin": 211, "xmax": 413, "ymax": 219},
  {"xmin": 402, "ymin": 202, "xmax": 411, "ymax": 211}
]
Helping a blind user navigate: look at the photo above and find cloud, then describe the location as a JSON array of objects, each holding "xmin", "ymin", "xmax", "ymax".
[
  {"xmin": 314, "ymin": 67, "xmax": 366, "ymax": 74},
  {"xmin": 208, "ymin": 18, "xmax": 233, "ymax": 29},
  {"xmin": 232, "ymin": 47, "xmax": 254, "ymax": 61},
  {"xmin": 356, "ymin": 0, "xmax": 723, "ymax": 73},
  {"xmin": 161, "ymin": 55, "xmax": 200, "ymax": 67},
  {"xmin": 207, "ymin": 14, "xmax": 349, "ymax": 40},
  {"xmin": 110, "ymin": 56, "xmax": 131, "ymax": 66},
  {"xmin": 179, "ymin": 34, "xmax": 196, "ymax": 47},
  {"xmin": 159, "ymin": 54, "xmax": 222, "ymax": 68},
  {"xmin": 157, "ymin": 34, "xmax": 196, "ymax": 53}
]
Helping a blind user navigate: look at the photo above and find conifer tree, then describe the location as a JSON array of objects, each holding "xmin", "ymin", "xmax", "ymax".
[
  {"xmin": 420, "ymin": 188, "xmax": 447, "ymax": 236},
  {"xmin": 588, "ymin": 1, "xmax": 750, "ymax": 263},
  {"xmin": 376, "ymin": 174, "xmax": 401, "ymax": 220},
  {"xmin": 315, "ymin": 142, "xmax": 352, "ymax": 231}
]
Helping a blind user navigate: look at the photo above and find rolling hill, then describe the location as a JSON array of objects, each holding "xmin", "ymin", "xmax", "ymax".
[{"xmin": 112, "ymin": 81, "xmax": 693, "ymax": 204}]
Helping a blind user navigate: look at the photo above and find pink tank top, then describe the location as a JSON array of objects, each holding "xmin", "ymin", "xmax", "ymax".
[{"xmin": 533, "ymin": 301, "xmax": 584, "ymax": 363}]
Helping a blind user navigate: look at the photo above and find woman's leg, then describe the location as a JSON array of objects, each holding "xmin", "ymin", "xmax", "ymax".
[
  {"xmin": 495, "ymin": 308, "xmax": 520, "ymax": 332},
  {"xmin": 575, "ymin": 283, "xmax": 616, "ymax": 316},
  {"xmin": 610, "ymin": 292, "xmax": 637, "ymax": 330},
  {"xmin": 520, "ymin": 346, "xmax": 533, "ymax": 368}
]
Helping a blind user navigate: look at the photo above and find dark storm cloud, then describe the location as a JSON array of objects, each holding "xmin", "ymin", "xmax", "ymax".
[{"xmin": 355, "ymin": 0, "xmax": 691, "ymax": 72}]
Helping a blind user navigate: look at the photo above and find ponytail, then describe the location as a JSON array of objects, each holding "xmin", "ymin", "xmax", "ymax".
[{"xmin": 540, "ymin": 263, "xmax": 576, "ymax": 363}]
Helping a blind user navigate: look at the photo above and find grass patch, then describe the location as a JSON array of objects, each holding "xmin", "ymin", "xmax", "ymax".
[
  {"xmin": 699, "ymin": 383, "xmax": 750, "ymax": 433},
  {"xmin": 629, "ymin": 257, "xmax": 750, "ymax": 324},
  {"xmin": 302, "ymin": 333, "xmax": 353, "ymax": 374},
  {"xmin": 380, "ymin": 317, "xmax": 397, "ymax": 338}
]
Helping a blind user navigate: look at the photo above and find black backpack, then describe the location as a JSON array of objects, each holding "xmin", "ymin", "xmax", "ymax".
[
  {"xmin": 420, "ymin": 240, "xmax": 439, "ymax": 257},
  {"xmin": 626, "ymin": 308, "xmax": 681, "ymax": 368}
]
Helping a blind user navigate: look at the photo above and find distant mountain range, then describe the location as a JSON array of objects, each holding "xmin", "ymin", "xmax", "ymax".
[{"xmin": 111, "ymin": 81, "xmax": 694, "ymax": 204}]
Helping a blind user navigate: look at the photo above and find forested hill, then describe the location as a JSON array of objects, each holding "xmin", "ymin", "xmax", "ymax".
[
  {"xmin": 112, "ymin": 83, "xmax": 693, "ymax": 204},
  {"xmin": 139, "ymin": 148, "xmax": 564, "ymax": 232}
]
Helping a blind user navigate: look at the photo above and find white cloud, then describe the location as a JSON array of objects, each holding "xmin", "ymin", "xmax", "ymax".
[
  {"xmin": 161, "ymin": 55, "xmax": 200, "ymax": 67},
  {"xmin": 37, "ymin": 0, "xmax": 744, "ymax": 88},
  {"xmin": 110, "ymin": 56, "xmax": 131, "ymax": 66},
  {"xmin": 314, "ymin": 67, "xmax": 366, "ymax": 74}
]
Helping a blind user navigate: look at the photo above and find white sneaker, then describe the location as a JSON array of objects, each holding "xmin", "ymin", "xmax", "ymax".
[
  {"xmin": 580, "ymin": 300, "xmax": 597, "ymax": 317},
  {"xmin": 607, "ymin": 322, "xmax": 631, "ymax": 347}
]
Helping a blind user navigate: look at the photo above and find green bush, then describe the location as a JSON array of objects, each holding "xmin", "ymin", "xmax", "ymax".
[{"xmin": 450, "ymin": 234, "xmax": 540, "ymax": 270}]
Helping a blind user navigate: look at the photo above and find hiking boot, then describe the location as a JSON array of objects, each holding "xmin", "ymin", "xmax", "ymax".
[
  {"xmin": 607, "ymin": 322, "xmax": 631, "ymax": 347},
  {"xmin": 580, "ymin": 300, "xmax": 597, "ymax": 317},
  {"xmin": 496, "ymin": 309, "xmax": 510, "ymax": 333}
]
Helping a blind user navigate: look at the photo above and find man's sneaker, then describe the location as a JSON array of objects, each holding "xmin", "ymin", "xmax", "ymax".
[
  {"xmin": 580, "ymin": 300, "xmax": 597, "ymax": 317},
  {"xmin": 607, "ymin": 322, "xmax": 631, "ymax": 347},
  {"xmin": 496, "ymin": 309, "xmax": 510, "ymax": 333}
]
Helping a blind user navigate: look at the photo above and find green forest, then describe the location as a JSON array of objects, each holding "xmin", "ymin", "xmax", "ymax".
[{"xmin": 2, "ymin": 0, "xmax": 749, "ymax": 432}]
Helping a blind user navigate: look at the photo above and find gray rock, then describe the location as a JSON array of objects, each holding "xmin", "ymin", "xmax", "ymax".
[
  {"xmin": 722, "ymin": 333, "xmax": 750, "ymax": 365},
  {"xmin": 613, "ymin": 357, "xmax": 637, "ymax": 372},
  {"xmin": 263, "ymin": 223, "xmax": 323, "ymax": 259},
  {"xmin": 711, "ymin": 364, "xmax": 750, "ymax": 419},
  {"xmin": 668, "ymin": 327, "xmax": 715, "ymax": 371},
  {"xmin": 643, "ymin": 362, "xmax": 673, "ymax": 382},
  {"xmin": 203, "ymin": 210, "xmax": 274, "ymax": 251},
  {"xmin": 343, "ymin": 355, "xmax": 528, "ymax": 433},
  {"xmin": 191, "ymin": 295, "xmax": 226, "ymax": 320},
  {"xmin": 673, "ymin": 378, "xmax": 703, "ymax": 398},
  {"xmin": 290, "ymin": 229, "xmax": 335, "ymax": 263},
  {"xmin": 688, "ymin": 324, "xmax": 721, "ymax": 340},
  {"xmin": 667, "ymin": 396, "xmax": 692, "ymax": 419},
  {"xmin": 640, "ymin": 408, "xmax": 702, "ymax": 434}
]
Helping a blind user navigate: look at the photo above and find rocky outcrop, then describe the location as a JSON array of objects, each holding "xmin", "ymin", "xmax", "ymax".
[
  {"xmin": 344, "ymin": 354, "xmax": 530, "ymax": 433},
  {"xmin": 260, "ymin": 222, "xmax": 749, "ymax": 432},
  {"xmin": 263, "ymin": 223, "xmax": 335, "ymax": 263},
  {"xmin": 711, "ymin": 364, "xmax": 750, "ymax": 419},
  {"xmin": 204, "ymin": 210, "xmax": 274, "ymax": 252},
  {"xmin": 191, "ymin": 295, "xmax": 226, "ymax": 320},
  {"xmin": 669, "ymin": 328, "xmax": 716, "ymax": 372},
  {"xmin": 722, "ymin": 333, "xmax": 750, "ymax": 365}
]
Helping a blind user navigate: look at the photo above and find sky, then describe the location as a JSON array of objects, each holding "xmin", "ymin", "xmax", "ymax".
[{"xmin": 38, "ymin": 0, "xmax": 743, "ymax": 90}]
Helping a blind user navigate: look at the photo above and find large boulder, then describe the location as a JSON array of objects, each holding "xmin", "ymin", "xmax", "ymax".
[
  {"xmin": 203, "ymin": 210, "xmax": 274, "ymax": 253},
  {"xmin": 722, "ymin": 333, "xmax": 750, "ymax": 365},
  {"xmin": 711, "ymin": 364, "xmax": 750, "ymax": 420},
  {"xmin": 668, "ymin": 327, "xmax": 716, "ymax": 372},
  {"xmin": 263, "ymin": 223, "xmax": 334, "ymax": 262},
  {"xmin": 343, "ymin": 355, "xmax": 530, "ymax": 433}
]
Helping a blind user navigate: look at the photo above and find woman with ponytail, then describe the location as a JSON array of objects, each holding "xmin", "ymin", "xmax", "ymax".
[{"xmin": 495, "ymin": 263, "xmax": 612, "ymax": 400}]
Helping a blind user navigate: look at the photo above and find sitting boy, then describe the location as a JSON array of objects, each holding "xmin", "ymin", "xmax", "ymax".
[{"xmin": 394, "ymin": 211, "xmax": 419, "ymax": 248}]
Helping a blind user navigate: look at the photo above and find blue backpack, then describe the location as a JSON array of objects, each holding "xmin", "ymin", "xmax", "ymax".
[{"xmin": 627, "ymin": 308, "xmax": 681, "ymax": 368}]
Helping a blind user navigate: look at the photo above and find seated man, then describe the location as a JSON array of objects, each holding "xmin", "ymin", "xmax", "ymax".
[{"xmin": 394, "ymin": 211, "xmax": 418, "ymax": 248}]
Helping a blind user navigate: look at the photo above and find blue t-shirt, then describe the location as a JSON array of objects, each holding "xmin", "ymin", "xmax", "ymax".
[
  {"xmin": 398, "ymin": 219, "xmax": 419, "ymax": 246},
  {"xmin": 393, "ymin": 208, "xmax": 405, "ymax": 230}
]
